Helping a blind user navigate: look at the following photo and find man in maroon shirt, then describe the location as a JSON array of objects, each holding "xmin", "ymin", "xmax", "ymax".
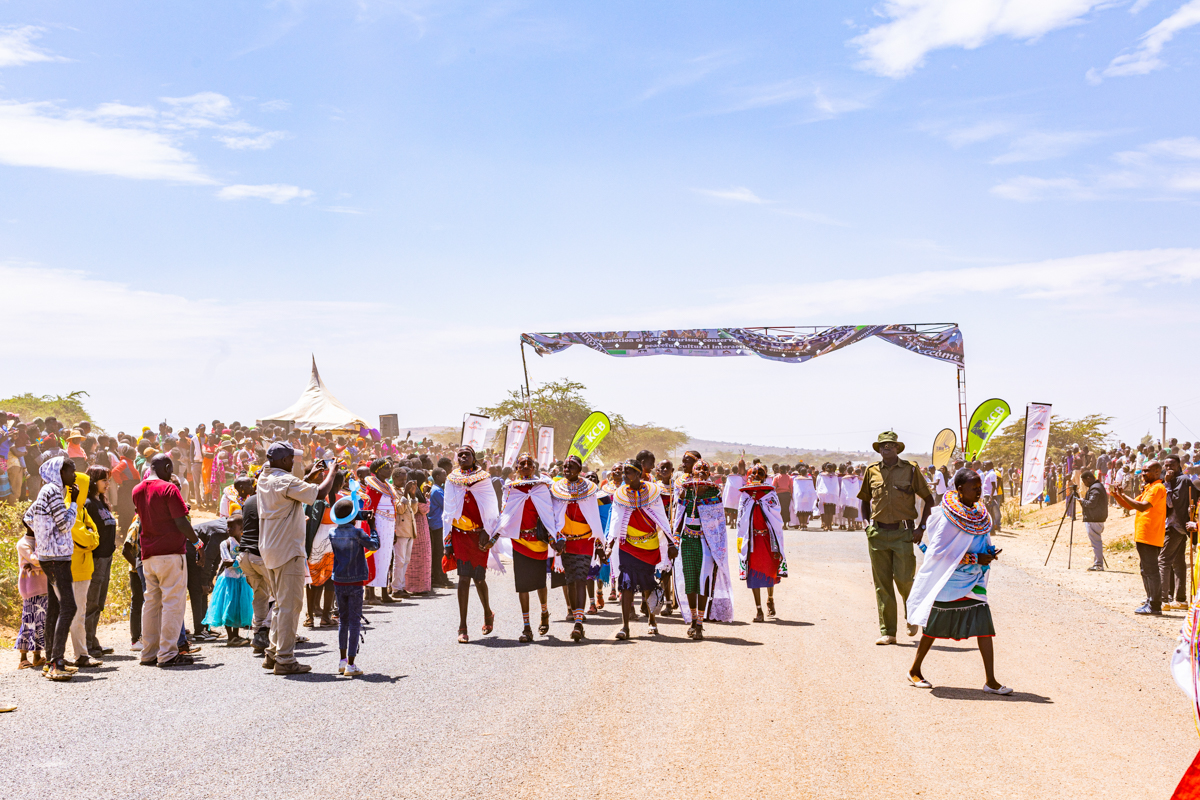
[{"xmin": 132, "ymin": 454, "xmax": 199, "ymax": 667}]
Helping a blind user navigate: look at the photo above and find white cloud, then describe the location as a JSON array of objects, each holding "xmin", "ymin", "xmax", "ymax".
[
  {"xmin": 160, "ymin": 91, "xmax": 237, "ymax": 126},
  {"xmin": 938, "ymin": 120, "xmax": 1014, "ymax": 147},
  {"xmin": 0, "ymin": 101, "xmax": 215, "ymax": 183},
  {"xmin": 1097, "ymin": 0, "xmax": 1200, "ymax": 78},
  {"xmin": 717, "ymin": 79, "xmax": 870, "ymax": 120},
  {"xmin": 215, "ymin": 131, "xmax": 290, "ymax": 150},
  {"xmin": 693, "ymin": 186, "xmax": 769, "ymax": 204},
  {"xmin": 217, "ymin": 183, "xmax": 314, "ymax": 203},
  {"xmin": 689, "ymin": 247, "xmax": 1200, "ymax": 321},
  {"xmin": 0, "ymin": 25, "xmax": 63, "ymax": 68},
  {"xmin": 259, "ymin": 99, "xmax": 291, "ymax": 112},
  {"xmin": 641, "ymin": 51, "xmax": 739, "ymax": 100},
  {"xmin": 990, "ymin": 130, "xmax": 1107, "ymax": 163},
  {"xmin": 693, "ymin": 186, "xmax": 846, "ymax": 225},
  {"xmin": 853, "ymin": 0, "xmax": 1106, "ymax": 78},
  {"xmin": 990, "ymin": 176, "xmax": 1095, "ymax": 201},
  {"xmin": 994, "ymin": 136, "xmax": 1200, "ymax": 200}
]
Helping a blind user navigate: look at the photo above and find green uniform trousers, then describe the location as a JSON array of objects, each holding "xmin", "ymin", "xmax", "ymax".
[{"xmin": 866, "ymin": 525, "xmax": 916, "ymax": 637}]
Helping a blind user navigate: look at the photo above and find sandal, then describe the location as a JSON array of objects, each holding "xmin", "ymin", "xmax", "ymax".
[
  {"xmin": 538, "ymin": 611, "xmax": 550, "ymax": 636},
  {"xmin": 686, "ymin": 623, "xmax": 697, "ymax": 639},
  {"xmin": 303, "ymin": 614, "xmax": 314, "ymax": 628},
  {"xmin": 482, "ymin": 612, "xmax": 495, "ymax": 636},
  {"xmin": 693, "ymin": 623, "xmax": 704, "ymax": 641},
  {"xmin": 587, "ymin": 602, "xmax": 598, "ymax": 614},
  {"xmin": 615, "ymin": 629, "xmax": 629, "ymax": 640},
  {"xmin": 753, "ymin": 607, "xmax": 765, "ymax": 622},
  {"xmin": 518, "ymin": 627, "xmax": 533, "ymax": 643},
  {"xmin": 767, "ymin": 598, "xmax": 776, "ymax": 618},
  {"xmin": 647, "ymin": 624, "xmax": 659, "ymax": 636},
  {"xmin": 607, "ymin": 591, "xmax": 617, "ymax": 602},
  {"xmin": 596, "ymin": 596, "xmax": 605, "ymax": 610},
  {"xmin": 570, "ymin": 623, "xmax": 585, "ymax": 642},
  {"xmin": 457, "ymin": 628, "xmax": 469, "ymax": 644}
]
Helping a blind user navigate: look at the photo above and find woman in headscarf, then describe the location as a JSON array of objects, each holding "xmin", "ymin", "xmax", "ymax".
[
  {"xmin": 906, "ymin": 468, "xmax": 1012, "ymax": 695},
  {"xmin": 495, "ymin": 453, "xmax": 558, "ymax": 642},
  {"xmin": 550, "ymin": 455, "xmax": 604, "ymax": 642},
  {"xmin": 23, "ymin": 457, "xmax": 81, "ymax": 680},
  {"xmin": 442, "ymin": 445, "xmax": 502, "ymax": 643},
  {"xmin": 671, "ymin": 458, "xmax": 733, "ymax": 639},
  {"xmin": 738, "ymin": 464, "xmax": 788, "ymax": 622}
]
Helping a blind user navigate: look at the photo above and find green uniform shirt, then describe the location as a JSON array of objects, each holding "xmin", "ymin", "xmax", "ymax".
[{"xmin": 857, "ymin": 459, "xmax": 932, "ymax": 524}]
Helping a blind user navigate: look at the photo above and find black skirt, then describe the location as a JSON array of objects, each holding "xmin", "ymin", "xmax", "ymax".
[
  {"xmin": 923, "ymin": 598, "xmax": 995, "ymax": 640},
  {"xmin": 617, "ymin": 555, "xmax": 658, "ymax": 593},
  {"xmin": 551, "ymin": 553, "xmax": 591, "ymax": 588},
  {"xmin": 512, "ymin": 550, "xmax": 548, "ymax": 593}
]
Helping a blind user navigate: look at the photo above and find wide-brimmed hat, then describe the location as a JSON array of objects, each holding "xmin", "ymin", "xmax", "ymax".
[
  {"xmin": 872, "ymin": 431, "xmax": 905, "ymax": 453},
  {"xmin": 66, "ymin": 429, "xmax": 84, "ymax": 441}
]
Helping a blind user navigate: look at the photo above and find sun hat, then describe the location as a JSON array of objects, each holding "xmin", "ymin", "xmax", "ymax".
[{"xmin": 872, "ymin": 431, "xmax": 905, "ymax": 454}]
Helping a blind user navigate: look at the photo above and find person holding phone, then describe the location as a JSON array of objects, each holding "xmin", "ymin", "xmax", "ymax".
[{"xmin": 906, "ymin": 468, "xmax": 1011, "ymax": 695}]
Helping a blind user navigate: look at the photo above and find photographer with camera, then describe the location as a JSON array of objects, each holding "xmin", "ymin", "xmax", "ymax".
[
  {"xmin": 1079, "ymin": 470, "xmax": 1108, "ymax": 572},
  {"xmin": 257, "ymin": 442, "xmax": 339, "ymax": 675}
]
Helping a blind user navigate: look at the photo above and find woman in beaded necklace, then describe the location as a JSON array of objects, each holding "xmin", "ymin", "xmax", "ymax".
[{"xmin": 906, "ymin": 468, "xmax": 1012, "ymax": 695}]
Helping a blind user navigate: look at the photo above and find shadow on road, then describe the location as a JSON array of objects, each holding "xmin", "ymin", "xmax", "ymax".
[
  {"xmin": 767, "ymin": 620, "xmax": 814, "ymax": 627},
  {"xmin": 929, "ymin": 686, "xmax": 1053, "ymax": 703},
  {"xmin": 278, "ymin": 672, "xmax": 408, "ymax": 684}
]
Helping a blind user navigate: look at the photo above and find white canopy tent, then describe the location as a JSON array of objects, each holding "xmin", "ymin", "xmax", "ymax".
[{"xmin": 260, "ymin": 357, "xmax": 367, "ymax": 433}]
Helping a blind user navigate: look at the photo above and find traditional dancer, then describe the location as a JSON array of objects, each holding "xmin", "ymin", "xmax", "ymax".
[
  {"xmin": 442, "ymin": 445, "xmax": 502, "ymax": 643},
  {"xmin": 654, "ymin": 458, "xmax": 677, "ymax": 616},
  {"xmin": 305, "ymin": 466, "xmax": 342, "ymax": 628},
  {"xmin": 672, "ymin": 459, "xmax": 734, "ymax": 638},
  {"xmin": 738, "ymin": 464, "xmax": 788, "ymax": 621},
  {"xmin": 604, "ymin": 461, "xmax": 675, "ymax": 640},
  {"xmin": 816, "ymin": 464, "xmax": 840, "ymax": 531},
  {"xmin": 495, "ymin": 454, "xmax": 558, "ymax": 642},
  {"xmin": 550, "ymin": 455, "xmax": 604, "ymax": 642},
  {"xmin": 791, "ymin": 467, "xmax": 817, "ymax": 531},
  {"xmin": 906, "ymin": 469, "xmax": 1011, "ymax": 695},
  {"xmin": 841, "ymin": 467, "xmax": 863, "ymax": 531}
]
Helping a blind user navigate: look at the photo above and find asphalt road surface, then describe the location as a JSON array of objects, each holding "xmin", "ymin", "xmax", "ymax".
[{"xmin": 1, "ymin": 528, "xmax": 1194, "ymax": 800}]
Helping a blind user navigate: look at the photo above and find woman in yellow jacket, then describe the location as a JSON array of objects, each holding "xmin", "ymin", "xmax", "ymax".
[{"xmin": 68, "ymin": 471, "xmax": 100, "ymax": 668}]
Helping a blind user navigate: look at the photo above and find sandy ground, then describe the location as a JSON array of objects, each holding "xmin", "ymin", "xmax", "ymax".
[{"xmin": 0, "ymin": 521, "xmax": 1194, "ymax": 800}]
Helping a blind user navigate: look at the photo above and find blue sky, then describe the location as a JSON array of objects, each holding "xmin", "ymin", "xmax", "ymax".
[{"xmin": 3, "ymin": 1, "xmax": 1199, "ymax": 452}]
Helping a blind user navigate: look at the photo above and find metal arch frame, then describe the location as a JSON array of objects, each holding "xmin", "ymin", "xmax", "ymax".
[{"xmin": 518, "ymin": 322, "xmax": 967, "ymax": 460}]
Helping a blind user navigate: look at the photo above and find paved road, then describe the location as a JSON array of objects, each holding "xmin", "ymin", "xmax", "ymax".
[{"xmin": 1, "ymin": 528, "xmax": 1195, "ymax": 800}]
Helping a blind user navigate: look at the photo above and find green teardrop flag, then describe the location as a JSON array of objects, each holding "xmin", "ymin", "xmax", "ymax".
[
  {"xmin": 567, "ymin": 411, "xmax": 612, "ymax": 462},
  {"xmin": 966, "ymin": 399, "xmax": 1011, "ymax": 461},
  {"xmin": 931, "ymin": 428, "xmax": 957, "ymax": 468}
]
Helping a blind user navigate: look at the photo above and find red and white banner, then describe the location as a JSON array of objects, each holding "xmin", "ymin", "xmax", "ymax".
[
  {"xmin": 502, "ymin": 420, "xmax": 530, "ymax": 469},
  {"xmin": 1020, "ymin": 403, "xmax": 1052, "ymax": 505},
  {"xmin": 537, "ymin": 426, "xmax": 555, "ymax": 470},
  {"xmin": 462, "ymin": 413, "xmax": 490, "ymax": 451}
]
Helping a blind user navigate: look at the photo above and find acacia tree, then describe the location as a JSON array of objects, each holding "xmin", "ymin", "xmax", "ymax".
[
  {"xmin": 478, "ymin": 379, "xmax": 686, "ymax": 463},
  {"xmin": 0, "ymin": 391, "xmax": 94, "ymax": 429},
  {"xmin": 979, "ymin": 413, "xmax": 1114, "ymax": 468}
]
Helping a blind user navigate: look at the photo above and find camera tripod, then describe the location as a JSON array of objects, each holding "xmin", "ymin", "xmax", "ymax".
[{"xmin": 1043, "ymin": 492, "xmax": 1107, "ymax": 569}]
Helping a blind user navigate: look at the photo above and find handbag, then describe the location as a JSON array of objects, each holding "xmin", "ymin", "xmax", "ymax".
[
  {"xmin": 441, "ymin": 554, "xmax": 457, "ymax": 574},
  {"xmin": 19, "ymin": 565, "xmax": 48, "ymax": 599}
]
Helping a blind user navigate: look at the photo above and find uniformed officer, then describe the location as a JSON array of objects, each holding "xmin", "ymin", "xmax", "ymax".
[{"xmin": 858, "ymin": 431, "xmax": 933, "ymax": 645}]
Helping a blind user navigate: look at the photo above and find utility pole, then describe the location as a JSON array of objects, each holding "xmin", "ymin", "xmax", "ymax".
[{"xmin": 1160, "ymin": 405, "xmax": 1168, "ymax": 449}]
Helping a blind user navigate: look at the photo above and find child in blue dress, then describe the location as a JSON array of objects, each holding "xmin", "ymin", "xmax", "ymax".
[{"xmin": 202, "ymin": 515, "xmax": 254, "ymax": 646}]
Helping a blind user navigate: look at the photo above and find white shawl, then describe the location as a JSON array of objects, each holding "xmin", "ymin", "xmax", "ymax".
[
  {"xmin": 815, "ymin": 473, "xmax": 841, "ymax": 506},
  {"xmin": 605, "ymin": 483, "xmax": 673, "ymax": 580},
  {"xmin": 791, "ymin": 475, "xmax": 817, "ymax": 517},
  {"xmin": 549, "ymin": 478, "xmax": 604, "ymax": 573},
  {"xmin": 737, "ymin": 485, "xmax": 787, "ymax": 568},
  {"xmin": 497, "ymin": 478, "xmax": 559, "ymax": 570},
  {"xmin": 906, "ymin": 507, "xmax": 979, "ymax": 627},
  {"xmin": 442, "ymin": 472, "xmax": 504, "ymax": 574}
]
